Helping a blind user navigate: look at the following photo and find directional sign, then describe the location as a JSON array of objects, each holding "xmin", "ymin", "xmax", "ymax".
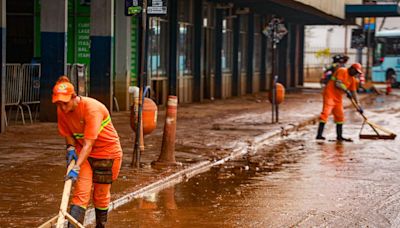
[{"xmin": 147, "ymin": 0, "xmax": 168, "ymax": 16}]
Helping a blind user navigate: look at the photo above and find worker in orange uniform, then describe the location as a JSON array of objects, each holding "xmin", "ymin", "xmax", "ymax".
[
  {"xmin": 316, "ymin": 63, "xmax": 363, "ymax": 142},
  {"xmin": 52, "ymin": 76, "xmax": 123, "ymax": 228}
]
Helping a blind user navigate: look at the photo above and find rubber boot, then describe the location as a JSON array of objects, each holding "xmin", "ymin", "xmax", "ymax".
[
  {"xmin": 336, "ymin": 124, "xmax": 352, "ymax": 142},
  {"xmin": 95, "ymin": 208, "xmax": 108, "ymax": 228},
  {"xmin": 316, "ymin": 122, "xmax": 326, "ymax": 140},
  {"xmin": 68, "ymin": 205, "xmax": 86, "ymax": 228}
]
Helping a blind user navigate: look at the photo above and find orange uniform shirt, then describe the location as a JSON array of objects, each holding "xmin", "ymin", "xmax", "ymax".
[
  {"xmin": 57, "ymin": 97, "xmax": 122, "ymax": 159},
  {"xmin": 323, "ymin": 67, "xmax": 358, "ymax": 104}
]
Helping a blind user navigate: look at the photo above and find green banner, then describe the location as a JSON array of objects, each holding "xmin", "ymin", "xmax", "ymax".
[{"xmin": 76, "ymin": 16, "xmax": 91, "ymax": 66}]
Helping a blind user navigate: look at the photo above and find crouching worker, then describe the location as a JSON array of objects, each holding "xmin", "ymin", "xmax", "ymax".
[
  {"xmin": 52, "ymin": 76, "xmax": 123, "ymax": 227},
  {"xmin": 316, "ymin": 63, "xmax": 363, "ymax": 142}
]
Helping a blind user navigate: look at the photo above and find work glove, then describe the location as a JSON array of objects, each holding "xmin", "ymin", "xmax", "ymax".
[
  {"xmin": 66, "ymin": 146, "xmax": 78, "ymax": 166},
  {"xmin": 345, "ymin": 90, "xmax": 353, "ymax": 99},
  {"xmin": 65, "ymin": 165, "xmax": 80, "ymax": 182}
]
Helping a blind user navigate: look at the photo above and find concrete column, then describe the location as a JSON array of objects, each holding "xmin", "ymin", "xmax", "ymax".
[
  {"xmin": 292, "ymin": 24, "xmax": 300, "ymax": 87},
  {"xmin": 214, "ymin": 9, "xmax": 223, "ymax": 99},
  {"xmin": 288, "ymin": 23, "xmax": 296, "ymax": 88},
  {"xmin": 0, "ymin": 0, "xmax": 5, "ymax": 132},
  {"xmin": 278, "ymin": 28, "xmax": 288, "ymax": 87},
  {"xmin": 298, "ymin": 24, "xmax": 305, "ymax": 86},
  {"xmin": 246, "ymin": 13, "xmax": 254, "ymax": 94},
  {"xmin": 115, "ymin": 0, "xmax": 131, "ymax": 111},
  {"xmin": 40, "ymin": 0, "xmax": 68, "ymax": 122},
  {"xmin": 193, "ymin": 0, "xmax": 203, "ymax": 102},
  {"xmin": 260, "ymin": 17, "xmax": 267, "ymax": 91},
  {"xmin": 232, "ymin": 15, "xmax": 240, "ymax": 96},
  {"xmin": 90, "ymin": 0, "xmax": 114, "ymax": 111},
  {"xmin": 168, "ymin": 0, "xmax": 178, "ymax": 96}
]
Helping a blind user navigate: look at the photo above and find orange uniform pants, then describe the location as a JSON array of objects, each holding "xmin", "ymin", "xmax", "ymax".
[
  {"xmin": 319, "ymin": 98, "xmax": 344, "ymax": 124},
  {"xmin": 71, "ymin": 157, "xmax": 121, "ymax": 209}
]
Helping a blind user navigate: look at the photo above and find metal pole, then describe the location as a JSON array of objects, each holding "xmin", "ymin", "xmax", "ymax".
[
  {"xmin": 132, "ymin": 0, "xmax": 148, "ymax": 168},
  {"xmin": 271, "ymin": 20, "xmax": 277, "ymax": 124},
  {"xmin": 344, "ymin": 25, "xmax": 348, "ymax": 56},
  {"xmin": 366, "ymin": 17, "xmax": 372, "ymax": 81},
  {"xmin": 271, "ymin": 42, "xmax": 276, "ymax": 123}
]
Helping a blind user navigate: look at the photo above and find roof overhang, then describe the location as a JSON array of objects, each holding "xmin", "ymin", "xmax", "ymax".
[
  {"xmin": 346, "ymin": 4, "xmax": 400, "ymax": 17},
  {"xmin": 211, "ymin": 0, "xmax": 345, "ymax": 25}
]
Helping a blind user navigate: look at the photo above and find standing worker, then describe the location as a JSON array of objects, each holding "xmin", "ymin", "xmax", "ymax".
[
  {"xmin": 52, "ymin": 76, "xmax": 123, "ymax": 227},
  {"xmin": 316, "ymin": 63, "xmax": 363, "ymax": 141},
  {"xmin": 321, "ymin": 54, "xmax": 349, "ymax": 86}
]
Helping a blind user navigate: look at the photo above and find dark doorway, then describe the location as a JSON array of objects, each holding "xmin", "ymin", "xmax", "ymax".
[{"xmin": 6, "ymin": 0, "xmax": 34, "ymax": 63}]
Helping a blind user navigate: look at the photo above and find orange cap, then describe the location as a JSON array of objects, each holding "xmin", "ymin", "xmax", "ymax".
[
  {"xmin": 52, "ymin": 81, "xmax": 75, "ymax": 103},
  {"xmin": 351, "ymin": 63, "xmax": 363, "ymax": 74}
]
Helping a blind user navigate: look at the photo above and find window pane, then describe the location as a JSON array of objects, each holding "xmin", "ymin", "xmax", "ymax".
[
  {"xmin": 222, "ymin": 18, "xmax": 233, "ymax": 73},
  {"xmin": 148, "ymin": 17, "xmax": 168, "ymax": 78},
  {"xmin": 253, "ymin": 33, "xmax": 261, "ymax": 72},
  {"xmin": 239, "ymin": 15, "xmax": 248, "ymax": 73}
]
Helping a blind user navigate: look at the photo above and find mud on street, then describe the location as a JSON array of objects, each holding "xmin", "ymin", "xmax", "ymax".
[
  {"xmin": 0, "ymin": 90, "xmax": 399, "ymax": 227},
  {"xmin": 106, "ymin": 93, "xmax": 400, "ymax": 227}
]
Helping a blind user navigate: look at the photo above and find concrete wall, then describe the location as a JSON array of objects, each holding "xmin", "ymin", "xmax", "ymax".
[{"xmin": 294, "ymin": 0, "xmax": 363, "ymax": 19}]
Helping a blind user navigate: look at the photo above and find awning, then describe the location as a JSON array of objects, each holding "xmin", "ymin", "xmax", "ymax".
[
  {"xmin": 212, "ymin": 0, "xmax": 345, "ymax": 25},
  {"xmin": 346, "ymin": 4, "xmax": 400, "ymax": 17}
]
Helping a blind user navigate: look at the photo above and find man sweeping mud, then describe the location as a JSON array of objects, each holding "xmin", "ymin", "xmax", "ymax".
[
  {"xmin": 52, "ymin": 76, "xmax": 123, "ymax": 227},
  {"xmin": 316, "ymin": 63, "xmax": 363, "ymax": 142}
]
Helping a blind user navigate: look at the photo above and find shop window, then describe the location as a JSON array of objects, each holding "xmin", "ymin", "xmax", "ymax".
[
  {"xmin": 178, "ymin": 0, "xmax": 194, "ymax": 76},
  {"xmin": 239, "ymin": 15, "xmax": 248, "ymax": 73},
  {"xmin": 148, "ymin": 17, "xmax": 169, "ymax": 78},
  {"xmin": 253, "ymin": 15, "xmax": 261, "ymax": 73},
  {"xmin": 203, "ymin": 2, "xmax": 215, "ymax": 74},
  {"xmin": 222, "ymin": 18, "xmax": 233, "ymax": 73}
]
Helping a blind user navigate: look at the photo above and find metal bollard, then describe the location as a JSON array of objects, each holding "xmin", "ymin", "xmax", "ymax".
[{"xmin": 152, "ymin": 96, "xmax": 181, "ymax": 167}]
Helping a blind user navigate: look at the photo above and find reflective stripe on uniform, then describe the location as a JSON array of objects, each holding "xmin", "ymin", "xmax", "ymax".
[
  {"xmin": 72, "ymin": 116, "xmax": 111, "ymax": 139},
  {"xmin": 331, "ymin": 76, "xmax": 348, "ymax": 90},
  {"xmin": 73, "ymin": 133, "xmax": 84, "ymax": 139},
  {"xmin": 99, "ymin": 115, "xmax": 111, "ymax": 133}
]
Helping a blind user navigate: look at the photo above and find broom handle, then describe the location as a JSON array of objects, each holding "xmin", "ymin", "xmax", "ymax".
[
  {"xmin": 349, "ymin": 98, "xmax": 381, "ymax": 136},
  {"xmin": 350, "ymin": 97, "xmax": 396, "ymax": 136},
  {"xmin": 56, "ymin": 161, "xmax": 75, "ymax": 228}
]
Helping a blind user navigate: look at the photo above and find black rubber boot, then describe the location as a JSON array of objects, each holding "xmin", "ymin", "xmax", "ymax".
[
  {"xmin": 95, "ymin": 208, "xmax": 108, "ymax": 228},
  {"xmin": 316, "ymin": 122, "xmax": 326, "ymax": 140},
  {"xmin": 68, "ymin": 205, "xmax": 86, "ymax": 228},
  {"xmin": 336, "ymin": 124, "xmax": 353, "ymax": 142}
]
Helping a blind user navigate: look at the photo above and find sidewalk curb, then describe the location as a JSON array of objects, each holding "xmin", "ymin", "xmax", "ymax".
[{"xmin": 84, "ymin": 94, "xmax": 371, "ymax": 225}]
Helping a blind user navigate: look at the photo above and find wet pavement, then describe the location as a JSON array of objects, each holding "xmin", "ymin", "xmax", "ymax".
[
  {"xmin": 105, "ymin": 93, "xmax": 400, "ymax": 227},
  {"xmin": 0, "ymin": 88, "xmax": 398, "ymax": 227}
]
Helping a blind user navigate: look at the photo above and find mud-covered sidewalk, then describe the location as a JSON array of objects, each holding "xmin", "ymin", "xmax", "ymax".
[{"xmin": 0, "ymin": 89, "xmax": 370, "ymax": 227}]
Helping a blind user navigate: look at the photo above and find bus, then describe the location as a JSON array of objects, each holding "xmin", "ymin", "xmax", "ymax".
[{"xmin": 372, "ymin": 30, "xmax": 400, "ymax": 86}]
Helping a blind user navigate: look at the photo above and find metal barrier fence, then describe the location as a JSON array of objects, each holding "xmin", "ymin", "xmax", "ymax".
[
  {"xmin": 4, "ymin": 63, "xmax": 87, "ymax": 126},
  {"xmin": 5, "ymin": 64, "xmax": 24, "ymax": 125},
  {"xmin": 20, "ymin": 63, "xmax": 41, "ymax": 123}
]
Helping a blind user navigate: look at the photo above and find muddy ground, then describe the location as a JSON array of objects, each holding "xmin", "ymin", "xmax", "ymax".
[{"xmin": 0, "ymin": 90, "xmax": 397, "ymax": 227}]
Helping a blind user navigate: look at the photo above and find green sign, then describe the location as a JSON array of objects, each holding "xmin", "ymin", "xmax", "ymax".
[
  {"xmin": 76, "ymin": 17, "xmax": 91, "ymax": 66},
  {"xmin": 131, "ymin": 17, "xmax": 139, "ymax": 85},
  {"xmin": 33, "ymin": 0, "xmax": 89, "ymax": 66}
]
